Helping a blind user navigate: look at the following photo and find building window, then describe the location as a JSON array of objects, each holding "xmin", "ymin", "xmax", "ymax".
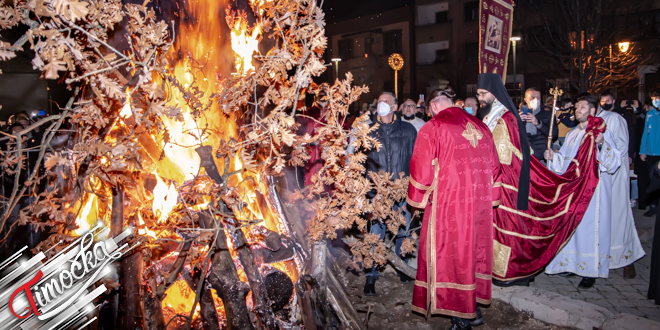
[
  {"xmin": 435, "ymin": 49, "xmax": 450, "ymax": 63},
  {"xmin": 464, "ymin": 42, "xmax": 479, "ymax": 64},
  {"xmin": 435, "ymin": 11, "xmax": 449, "ymax": 24},
  {"xmin": 464, "ymin": 1, "xmax": 479, "ymax": 22},
  {"xmin": 465, "ymin": 84, "xmax": 477, "ymax": 97},
  {"xmin": 338, "ymin": 38, "xmax": 353, "ymax": 60},
  {"xmin": 384, "ymin": 30, "xmax": 402, "ymax": 54},
  {"xmin": 365, "ymin": 36, "xmax": 374, "ymax": 55}
]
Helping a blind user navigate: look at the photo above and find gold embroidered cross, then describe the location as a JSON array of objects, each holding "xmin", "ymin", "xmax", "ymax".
[{"xmin": 462, "ymin": 122, "xmax": 483, "ymax": 148}]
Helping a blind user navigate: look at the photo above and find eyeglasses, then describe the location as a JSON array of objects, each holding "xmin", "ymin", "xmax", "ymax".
[{"xmin": 403, "ymin": 105, "xmax": 416, "ymax": 108}]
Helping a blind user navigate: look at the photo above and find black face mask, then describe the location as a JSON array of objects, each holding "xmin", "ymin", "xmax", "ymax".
[
  {"xmin": 403, "ymin": 114, "xmax": 415, "ymax": 120},
  {"xmin": 415, "ymin": 112, "xmax": 424, "ymax": 119},
  {"xmin": 601, "ymin": 103, "xmax": 613, "ymax": 111}
]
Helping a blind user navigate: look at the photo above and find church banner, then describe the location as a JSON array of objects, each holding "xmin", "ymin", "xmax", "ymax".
[{"xmin": 479, "ymin": 0, "xmax": 514, "ymax": 82}]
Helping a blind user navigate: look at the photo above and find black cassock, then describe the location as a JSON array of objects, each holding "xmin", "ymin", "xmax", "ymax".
[{"xmin": 648, "ymin": 160, "xmax": 660, "ymax": 305}]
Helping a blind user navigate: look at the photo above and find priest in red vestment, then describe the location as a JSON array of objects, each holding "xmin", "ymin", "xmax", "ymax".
[
  {"xmin": 476, "ymin": 73, "xmax": 605, "ymax": 284},
  {"xmin": 407, "ymin": 89, "xmax": 501, "ymax": 329}
]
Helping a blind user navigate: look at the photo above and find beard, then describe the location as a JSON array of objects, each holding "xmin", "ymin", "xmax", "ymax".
[{"xmin": 477, "ymin": 100, "xmax": 493, "ymax": 120}]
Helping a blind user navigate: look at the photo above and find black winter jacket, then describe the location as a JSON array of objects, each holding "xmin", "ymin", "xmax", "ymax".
[
  {"xmin": 364, "ymin": 113, "xmax": 417, "ymax": 198},
  {"xmin": 527, "ymin": 108, "xmax": 558, "ymax": 161}
]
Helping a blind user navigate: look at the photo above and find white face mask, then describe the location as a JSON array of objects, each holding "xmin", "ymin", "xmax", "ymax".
[
  {"xmin": 529, "ymin": 98, "xmax": 538, "ymax": 110},
  {"xmin": 377, "ymin": 102, "xmax": 391, "ymax": 117}
]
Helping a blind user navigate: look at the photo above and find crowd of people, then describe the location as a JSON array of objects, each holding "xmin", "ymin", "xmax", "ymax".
[{"xmin": 297, "ymin": 77, "xmax": 660, "ymax": 330}]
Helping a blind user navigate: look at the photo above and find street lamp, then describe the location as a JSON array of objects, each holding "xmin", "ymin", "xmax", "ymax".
[
  {"xmin": 511, "ymin": 36, "xmax": 521, "ymax": 104},
  {"xmin": 609, "ymin": 41, "xmax": 631, "ymax": 95},
  {"xmin": 331, "ymin": 58, "xmax": 341, "ymax": 79}
]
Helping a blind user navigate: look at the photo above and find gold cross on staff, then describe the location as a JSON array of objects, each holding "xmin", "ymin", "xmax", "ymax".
[
  {"xmin": 549, "ymin": 87, "xmax": 563, "ymax": 99},
  {"xmin": 547, "ymin": 87, "xmax": 564, "ymax": 150}
]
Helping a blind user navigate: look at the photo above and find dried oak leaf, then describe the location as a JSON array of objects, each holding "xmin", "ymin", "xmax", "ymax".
[
  {"xmin": 53, "ymin": 0, "xmax": 90, "ymax": 22},
  {"xmin": 97, "ymin": 74, "xmax": 125, "ymax": 100},
  {"xmin": 0, "ymin": 41, "xmax": 16, "ymax": 61},
  {"xmin": 44, "ymin": 153, "xmax": 68, "ymax": 169},
  {"xmin": 400, "ymin": 237, "xmax": 417, "ymax": 257},
  {"xmin": 42, "ymin": 60, "xmax": 67, "ymax": 79}
]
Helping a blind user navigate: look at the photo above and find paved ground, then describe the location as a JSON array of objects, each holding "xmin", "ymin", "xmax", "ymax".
[
  {"xmin": 530, "ymin": 208, "xmax": 660, "ymax": 323},
  {"xmin": 343, "ymin": 270, "xmax": 572, "ymax": 330}
]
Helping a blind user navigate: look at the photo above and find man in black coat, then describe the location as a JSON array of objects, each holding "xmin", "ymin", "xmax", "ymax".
[
  {"xmin": 520, "ymin": 87, "xmax": 558, "ymax": 161},
  {"xmin": 363, "ymin": 91, "xmax": 417, "ymax": 296}
]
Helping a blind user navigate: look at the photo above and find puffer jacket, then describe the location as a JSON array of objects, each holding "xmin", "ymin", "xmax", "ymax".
[
  {"xmin": 364, "ymin": 113, "xmax": 417, "ymax": 198},
  {"xmin": 641, "ymin": 108, "xmax": 660, "ymax": 156}
]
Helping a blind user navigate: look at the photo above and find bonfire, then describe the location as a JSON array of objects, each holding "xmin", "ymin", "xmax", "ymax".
[{"xmin": 0, "ymin": 0, "xmax": 413, "ymax": 329}]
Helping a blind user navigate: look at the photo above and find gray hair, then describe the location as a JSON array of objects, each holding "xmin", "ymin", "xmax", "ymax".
[{"xmin": 379, "ymin": 91, "xmax": 397, "ymax": 104}]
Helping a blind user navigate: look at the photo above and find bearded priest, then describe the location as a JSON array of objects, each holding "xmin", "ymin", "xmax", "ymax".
[
  {"xmin": 476, "ymin": 73, "xmax": 605, "ymax": 285},
  {"xmin": 544, "ymin": 94, "xmax": 621, "ymax": 289},
  {"xmin": 407, "ymin": 88, "xmax": 501, "ymax": 330}
]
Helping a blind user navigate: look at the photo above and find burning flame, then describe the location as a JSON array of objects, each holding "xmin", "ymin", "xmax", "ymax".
[
  {"xmin": 137, "ymin": 212, "xmax": 157, "ymax": 238},
  {"xmin": 152, "ymin": 174, "xmax": 178, "ymax": 224},
  {"xmin": 230, "ymin": 17, "xmax": 261, "ymax": 74},
  {"xmin": 119, "ymin": 92, "xmax": 133, "ymax": 118}
]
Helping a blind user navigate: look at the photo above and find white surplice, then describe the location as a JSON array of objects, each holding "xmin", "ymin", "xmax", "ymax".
[
  {"xmin": 597, "ymin": 110, "xmax": 646, "ymax": 268},
  {"xmin": 545, "ymin": 126, "xmax": 621, "ymax": 277}
]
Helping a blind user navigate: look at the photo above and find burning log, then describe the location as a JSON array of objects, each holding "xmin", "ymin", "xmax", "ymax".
[
  {"xmin": 224, "ymin": 219, "xmax": 278, "ymax": 329},
  {"xmin": 119, "ymin": 212, "xmax": 146, "ymax": 329},
  {"xmin": 196, "ymin": 145, "xmax": 224, "ymax": 185},
  {"xmin": 300, "ymin": 241, "xmax": 366, "ymax": 330},
  {"xmin": 144, "ymin": 268, "xmax": 167, "ymax": 330},
  {"xmin": 295, "ymin": 274, "xmax": 340, "ymax": 330},
  {"xmin": 262, "ymin": 267, "xmax": 294, "ymax": 312},
  {"xmin": 162, "ymin": 239, "xmax": 193, "ymax": 291},
  {"xmin": 182, "ymin": 267, "xmax": 221, "ymax": 330},
  {"xmin": 199, "ymin": 212, "xmax": 254, "ymax": 330}
]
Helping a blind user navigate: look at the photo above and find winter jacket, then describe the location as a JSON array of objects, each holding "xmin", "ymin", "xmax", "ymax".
[
  {"xmin": 527, "ymin": 108, "xmax": 558, "ymax": 161},
  {"xmin": 641, "ymin": 108, "xmax": 660, "ymax": 156},
  {"xmin": 613, "ymin": 106, "xmax": 636, "ymax": 158},
  {"xmin": 364, "ymin": 113, "xmax": 417, "ymax": 198}
]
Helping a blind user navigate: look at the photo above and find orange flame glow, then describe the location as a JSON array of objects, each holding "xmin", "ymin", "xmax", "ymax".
[
  {"xmin": 152, "ymin": 174, "xmax": 178, "ymax": 224},
  {"xmin": 230, "ymin": 18, "xmax": 261, "ymax": 74}
]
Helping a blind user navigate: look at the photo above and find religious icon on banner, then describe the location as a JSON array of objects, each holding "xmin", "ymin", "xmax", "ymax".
[
  {"xmin": 478, "ymin": 0, "xmax": 514, "ymax": 80},
  {"xmin": 484, "ymin": 15, "xmax": 503, "ymax": 54}
]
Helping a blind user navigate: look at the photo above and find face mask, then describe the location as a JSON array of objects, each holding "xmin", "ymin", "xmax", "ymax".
[
  {"xmin": 377, "ymin": 102, "xmax": 391, "ymax": 117},
  {"xmin": 465, "ymin": 107, "xmax": 473, "ymax": 115},
  {"xmin": 653, "ymin": 100, "xmax": 660, "ymax": 108},
  {"xmin": 529, "ymin": 99, "xmax": 538, "ymax": 110},
  {"xmin": 415, "ymin": 112, "xmax": 424, "ymax": 119},
  {"xmin": 601, "ymin": 103, "xmax": 613, "ymax": 111},
  {"xmin": 403, "ymin": 114, "xmax": 415, "ymax": 120}
]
